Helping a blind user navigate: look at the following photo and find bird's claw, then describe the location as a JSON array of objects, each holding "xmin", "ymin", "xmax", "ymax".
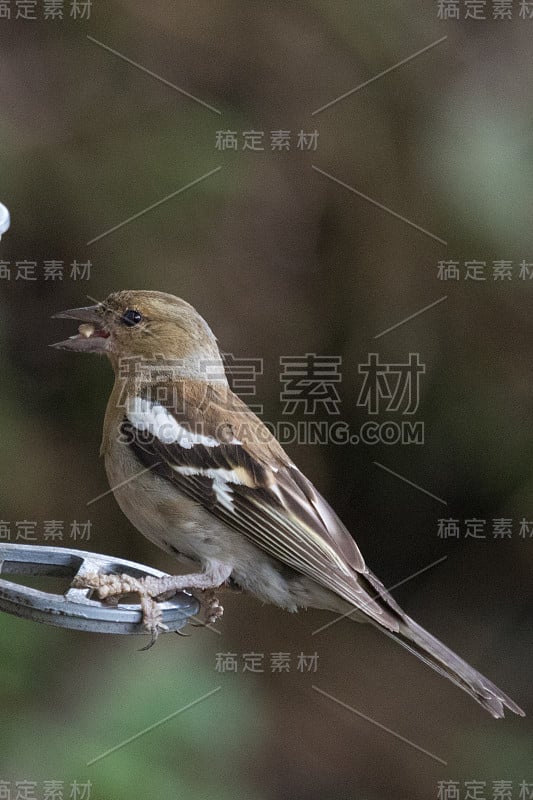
[
  {"xmin": 191, "ymin": 589, "xmax": 224, "ymax": 626},
  {"xmin": 206, "ymin": 596, "xmax": 224, "ymax": 625},
  {"xmin": 72, "ymin": 571, "xmax": 170, "ymax": 648},
  {"xmin": 71, "ymin": 571, "xmax": 223, "ymax": 641},
  {"xmin": 138, "ymin": 593, "xmax": 169, "ymax": 650}
]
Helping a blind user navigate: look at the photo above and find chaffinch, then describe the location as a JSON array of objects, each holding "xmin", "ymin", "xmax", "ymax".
[{"xmin": 52, "ymin": 290, "xmax": 523, "ymax": 718}]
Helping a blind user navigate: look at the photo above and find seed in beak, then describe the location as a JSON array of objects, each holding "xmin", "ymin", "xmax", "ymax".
[{"xmin": 78, "ymin": 323, "xmax": 95, "ymax": 338}]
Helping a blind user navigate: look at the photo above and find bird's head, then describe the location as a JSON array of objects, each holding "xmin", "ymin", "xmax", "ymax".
[{"xmin": 52, "ymin": 290, "xmax": 224, "ymax": 379}]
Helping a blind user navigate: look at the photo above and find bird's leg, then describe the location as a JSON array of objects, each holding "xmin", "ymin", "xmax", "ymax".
[{"xmin": 72, "ymin": 564, "xmax": 231, "ymax": 645}]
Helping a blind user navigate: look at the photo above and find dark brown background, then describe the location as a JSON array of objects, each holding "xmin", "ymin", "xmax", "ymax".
[{"xmin": 0, "ymin": 2, "xmax": 531, "ymax": 799}]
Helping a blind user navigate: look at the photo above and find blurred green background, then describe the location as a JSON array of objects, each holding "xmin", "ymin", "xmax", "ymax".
[{"xmin": 0, "ymin": 1, "xmax": 532, "ymax": 798}]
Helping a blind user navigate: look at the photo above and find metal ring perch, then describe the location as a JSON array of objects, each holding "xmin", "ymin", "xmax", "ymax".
[{"xmin": 0, "ymin": 543, "xmax": 199, "ymax": 636}]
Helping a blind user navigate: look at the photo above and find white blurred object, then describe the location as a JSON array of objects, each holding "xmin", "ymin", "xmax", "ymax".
[{"xmin": 0, "ymin": 203, "xmax": 10, "ymax": 240}]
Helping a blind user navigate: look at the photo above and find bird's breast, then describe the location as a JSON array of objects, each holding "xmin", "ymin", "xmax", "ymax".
[{"xmin": 103, "ymin": 438, "xmax": 221, "ymax": 563}]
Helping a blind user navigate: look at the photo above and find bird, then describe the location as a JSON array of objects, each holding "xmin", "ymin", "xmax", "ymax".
[{"xmin": 52, "ymin": 289, "xmax": 524, "ymax": 719}]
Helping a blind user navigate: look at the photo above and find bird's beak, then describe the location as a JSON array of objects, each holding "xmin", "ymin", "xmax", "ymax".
[{"xmin": 51, "ymin": 304, "xmax": 111, "ymax": 353}]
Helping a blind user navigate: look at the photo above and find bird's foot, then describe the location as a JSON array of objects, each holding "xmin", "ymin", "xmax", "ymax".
[
  {"xmin": 72, "ymin": 569, "xmax": 226, "ymax": 644},
  {"xmin": 188, "ymin": 589, "xmax": 224, "ymax": 627},
  {"xmin": 72, "ymin": 571, "xmax": 170, "ymax": 648}
]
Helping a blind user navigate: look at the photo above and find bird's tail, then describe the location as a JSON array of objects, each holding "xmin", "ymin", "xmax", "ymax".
[
  {"xmin": 377, "ymin": 612, "xmax": 524, "ymax": 719},
  {"xmin": 338, "ymin": 569, "xmax": 525, "ymax": 718}
]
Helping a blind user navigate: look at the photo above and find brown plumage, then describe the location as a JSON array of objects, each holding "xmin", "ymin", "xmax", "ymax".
[{"xmin": 52, "ymin": 290, "xmax": 524, "ymax": 719}]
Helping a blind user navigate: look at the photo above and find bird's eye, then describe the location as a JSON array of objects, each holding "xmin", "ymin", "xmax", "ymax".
[{"xmin": 121, "ymin": 309, "xmax": 143, "ymax": 327}]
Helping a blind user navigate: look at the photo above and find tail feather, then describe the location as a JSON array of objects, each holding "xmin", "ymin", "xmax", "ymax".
[
  {"xmin": 381, "ymin": 614, "xmax": 524, "ymax": 719},
  {"xmin": 351, "ymin": 570, "xmax": 524, "ymax": 718}
]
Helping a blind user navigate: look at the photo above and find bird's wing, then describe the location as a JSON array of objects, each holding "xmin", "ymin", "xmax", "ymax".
[{"xmin": 120, "ymin": 381, "xmax": 401, "ymax": 631}]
